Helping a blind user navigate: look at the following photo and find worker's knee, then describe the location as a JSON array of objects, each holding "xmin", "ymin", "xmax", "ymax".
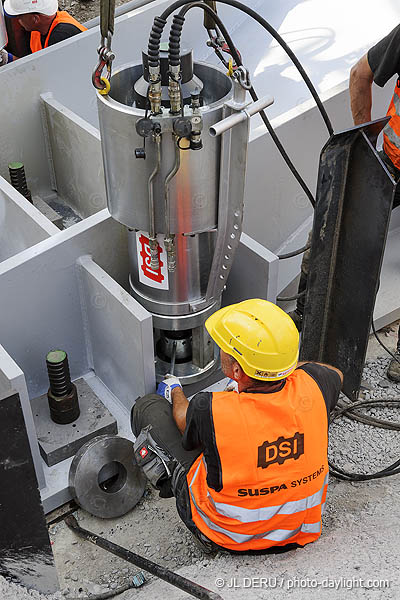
[{"xmin": 131, "ymin": 393, "xmax": 168, "ymax": 435}]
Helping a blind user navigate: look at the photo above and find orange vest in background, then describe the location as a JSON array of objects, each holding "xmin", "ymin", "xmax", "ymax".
[
  {"xmin": 30, "ymin": 11, "xmax": 86, "ymax": 53},
  {"xmin": 186, "ymin": 369, "xmax": 329, "ymax": 551},
  {"xmin": 383, "ymin": 79, "xmax": 400, "ymax": 171}
]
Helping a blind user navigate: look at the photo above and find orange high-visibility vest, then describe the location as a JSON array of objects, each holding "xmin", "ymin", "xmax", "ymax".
[
  {"xmin": 30, "ymin": 11, "xmax": 86, "ymax": 53},
  {"xmin": 186, "ymin": 369, "xmax": 329, "ymax": 551},
  {"xmin": 383, "ymin": 79, "xmax": 400, "ymax": 171}
]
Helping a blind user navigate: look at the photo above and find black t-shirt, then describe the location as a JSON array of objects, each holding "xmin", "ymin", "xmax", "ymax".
[
  {"xmin": 40, "ymin": 23, "xmax": 81, "ymax": 48},
  {"xmin": 182, "ymin": 363, "xmax": 341, "ymax": 491},
  {"xmin": 368, "ymin": 25, "xmax": 400, "ymax": 87}
]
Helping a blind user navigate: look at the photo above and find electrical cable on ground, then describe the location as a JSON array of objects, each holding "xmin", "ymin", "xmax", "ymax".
[{"xmin": 372, "ymin": 320, "xmax": 400, "ymax": 366}]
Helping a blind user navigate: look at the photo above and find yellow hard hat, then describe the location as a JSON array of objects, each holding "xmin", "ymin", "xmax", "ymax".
[{"xmin": 205, "ymin": 299, "xmax": 299, "ymax": 381}]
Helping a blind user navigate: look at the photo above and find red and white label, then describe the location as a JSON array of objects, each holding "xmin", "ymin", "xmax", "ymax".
[
  {"xmin": 139, "ymin": 447, "xmax": 148, "ymax": 459},
  {"xmin": 136, "ymin": 231, "xmax": 169, "ymax": 290}
]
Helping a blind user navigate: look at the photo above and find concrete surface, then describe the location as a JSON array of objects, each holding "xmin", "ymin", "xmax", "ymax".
[{"xmin": 2, "ymin": 330, "xmax": 399, "ymax": 600}]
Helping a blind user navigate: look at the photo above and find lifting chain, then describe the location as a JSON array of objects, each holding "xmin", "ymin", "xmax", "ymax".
[{"xmin": 92, "ymin": 0, "xmax": 116, "ymax": 93}]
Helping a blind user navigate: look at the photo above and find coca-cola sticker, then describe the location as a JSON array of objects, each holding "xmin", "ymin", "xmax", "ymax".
[{"xmin": 136, "ymin": 231, "xmax": 169, "ymax": 290}]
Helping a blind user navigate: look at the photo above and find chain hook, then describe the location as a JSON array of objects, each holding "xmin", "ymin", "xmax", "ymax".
[{"xmin": 234, "ymin": 65, "xmax": 251, "ymax": 90}]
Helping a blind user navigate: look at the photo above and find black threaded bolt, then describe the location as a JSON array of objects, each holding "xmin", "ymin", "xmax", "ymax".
[
  {"xmin": 8, "ymin": 162, "xmax": 32, "ymax": 203},
  {"xmin": 46, "ymin": 350, "xmax": 72, "ymax": 397},
  {"xmin": 46, "ymin": 350, "xmax": 80, "ymax": 424}
]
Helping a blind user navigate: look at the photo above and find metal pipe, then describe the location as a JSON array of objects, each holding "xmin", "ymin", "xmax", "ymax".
[
  {"xmin": 164, "ymin": 136, "xmax": 181, "ymax": 272},
  {"xmin": 209, "ymin": 95, "xmax": 274, "ymax": 137},
  {"xmin": 65, "ymin": 516, "xmax": 223, "ymax": 600},
  {"xmin": 148, "ymin": 133, "xmax": 161, "ymax": 270}
]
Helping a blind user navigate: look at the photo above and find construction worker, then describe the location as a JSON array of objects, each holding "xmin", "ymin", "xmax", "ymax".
[
  {"xmin": 0, "ymin": 0, "xmax": 86, "ymax": 64},
  {"xmin": 290, "ymin": 24, "xmax": 400, "ymax": 382},
  {"xmin": 132, "ymin": 299, "xmax": 342, "ymax": 553}
]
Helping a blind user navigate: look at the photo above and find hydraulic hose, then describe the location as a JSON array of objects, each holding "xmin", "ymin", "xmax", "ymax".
[
  {"xmin": 164, "ymin": 2, "xmax": 317, "ymax": 207},
  {"xmin": 156, "ymin": 0, "xmax": 333, "ymax": 137}
]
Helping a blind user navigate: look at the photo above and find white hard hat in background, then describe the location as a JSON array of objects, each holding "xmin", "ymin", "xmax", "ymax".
[{"xmin": 4, "ymin": 0, "xmax": 58, "ymax": 17}]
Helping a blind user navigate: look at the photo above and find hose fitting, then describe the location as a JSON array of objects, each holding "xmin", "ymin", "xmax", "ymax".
[{"xmin": 147, "ymin": 16, "xmax": 167, "ymax": 113}]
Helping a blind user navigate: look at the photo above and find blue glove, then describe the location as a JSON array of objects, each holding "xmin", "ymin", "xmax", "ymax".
[{"xmin": 157, "ymin": 376, "xmax": 182, "ymax": 403}]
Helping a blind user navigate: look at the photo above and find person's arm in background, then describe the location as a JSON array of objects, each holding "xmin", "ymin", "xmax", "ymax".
[
  {"xmin": 349, "ymin": 54, "xmax": 374, "ymax": 125},
  {"xmin": 0, "ymin": 48, "xmax": 17, "ymax": 65}
]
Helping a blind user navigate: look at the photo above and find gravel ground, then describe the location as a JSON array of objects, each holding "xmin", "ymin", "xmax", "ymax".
[
  {"xmin": 59, "ymin": 0, "xmax": 133, "ymax": 28},
  {"xmin": 2, "ymin": 331, "xmax": 400, "ymax": 600}
]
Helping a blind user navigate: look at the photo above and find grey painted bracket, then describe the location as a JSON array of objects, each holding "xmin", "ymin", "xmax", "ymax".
[
  {"xmin": 77, "ymin": 255, "xmax": 155, "ymax": 407},
  {"xmin": 223, "ymin": 232, "xmax": 279, "ymax": 307},
  {"xmin": 0, "ymin": 175, "xmax": 59, "ymax": 263},
  {"xmin": 40, "ymin": 93, "xmax": 106, "ymax": 218}
]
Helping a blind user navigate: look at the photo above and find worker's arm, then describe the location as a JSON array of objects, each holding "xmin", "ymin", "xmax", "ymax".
[
  {"xmin": 349, "ymin": 54, "xmax": 374, "ymax": 125},
  {"xmin": 0, "ymin": 49, "xmax": 17, "ymax": 66},
  {"xmin": 156, "ymin": 375, "xmax": 189, "ymax": 434},
  {"xmin": 297, "ymin": 361, "xmax": 343, "ymax": 385},
  {"xmin": 171, "ymin": 387, "xmax": 189, "ymax": 434}
]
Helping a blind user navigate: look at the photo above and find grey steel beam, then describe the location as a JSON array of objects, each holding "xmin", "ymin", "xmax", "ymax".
[{"xmin": 300, "ymin": 118, "xmax": 396, "ymax": 401}]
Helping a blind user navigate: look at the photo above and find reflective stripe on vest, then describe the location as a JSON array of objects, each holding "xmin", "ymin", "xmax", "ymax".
[
  {"xmin": 186, "ymin": 370, "xmax": 329, "ymax": 551},
  {"xmin": 383, "ymin": 81, "xmax": 400, "ymax": 171},
  {"xmin": 188, "ymin": 461, "xmax": 326, "ymax": 544},
  {"xmin": 30, "ymin": 11, "xmax": 86, "ymax": 53}
]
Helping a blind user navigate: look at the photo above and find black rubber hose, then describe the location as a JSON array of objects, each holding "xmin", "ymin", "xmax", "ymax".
[
  {"xmin": 278, "ymin": 243, "xmax": 311, "ymax": 260},
  {"xmin": 276, "ymin": 290, "xmax": 306, "ymax": 302},
  {"xmin": 148, "ymin": 16, "xmax": 167, "ymax": 69},
  {"xmin": 329, "ymin": 397, "xmax": 400, "ymax": 481},
  {"xmin": 169, "ymin": 14, "xmax": 185, "ymax": 68},
  {"xmin": 155, "ymin": 0, "xmax": 333, "ymax": 136},
  {"xmin": 168, "ymin": 2, "xmax": 316, "ymax": 207}
]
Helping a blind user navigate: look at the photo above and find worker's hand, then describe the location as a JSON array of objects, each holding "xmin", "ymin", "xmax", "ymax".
[
  {"xmin": 157, "ymin": 375, "xmax": 182, "ymax": 403},
  {"xmin": 224, "ymin": 378, "xmax": 238, "ymax": 392},
  {"xmin": 0, "ymin": 50, "xmax": 9, "ymax": 67}
]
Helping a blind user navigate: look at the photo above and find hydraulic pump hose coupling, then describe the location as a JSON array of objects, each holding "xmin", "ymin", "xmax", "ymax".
[
  {"xmin": 165, "ymin": 236, "xmax": 176, "ymax": 272},
  {"xmin": 149, "ymin": 237, "xmax": 160, "ymax": 271},
  {"xmin": 46, "ymin": 350, "xmax": 80, "ymax": 424}
]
